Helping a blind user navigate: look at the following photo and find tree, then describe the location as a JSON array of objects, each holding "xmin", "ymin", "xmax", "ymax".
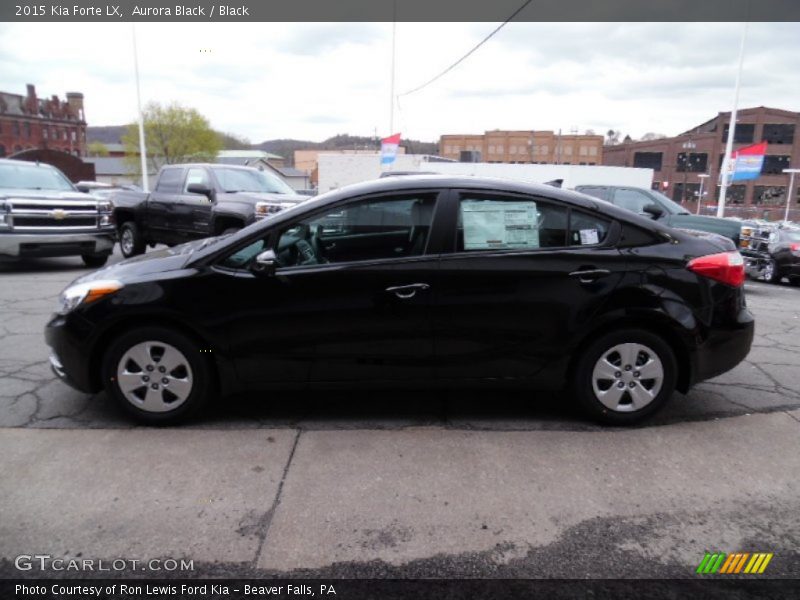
[
  {"xmin": 87, "ymin": 141, "xmax": 109, "ymax": 157},
  {"xmin": 219, "ymin": 131, "xmax": 251, "ymax": 150},
  {"xmin": 605, "ymin": 129, "xmax": 621, "ymax": 146},
  {"xmin": 640, "ymin": 132, "xmax": 667, "ymax": 141},
  {"xmin": 122, "ymin": 102, "xmax": 222, "ymax": 174}
]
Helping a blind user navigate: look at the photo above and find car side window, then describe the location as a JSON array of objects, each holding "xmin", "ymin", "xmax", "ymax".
[
  {"xmin": 274, "ymin": 194, "xmax": 438, "ymax": 268},
  {"xmin": 184, "ymin": 168, "xmax": 209, "ymax": 193},
  {"xmin": 455, "ymin": 195, "xmax": 568, "ymax": 252},
  {"xmin": 613, "ymin": 189, "xmax": 655, "ymax": 214},
  {"xmin": 155, "ymin": 168, "xmax": 184, "ymax": 194},
  {"xmin": 569, "ymin": 211, "xmax": 611, "ymax": 246}
]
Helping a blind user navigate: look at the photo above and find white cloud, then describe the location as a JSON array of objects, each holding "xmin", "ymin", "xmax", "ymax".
[{"xmin": 0, "ymin": 22, "xmax": 797, "ymax": 143}]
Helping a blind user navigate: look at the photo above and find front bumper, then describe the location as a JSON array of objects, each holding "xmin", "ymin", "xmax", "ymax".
[
  {"xmin": 0, "ymin": 230, "xmax": 115, "ymax": 258},
  {"xmin": 45, "ymin": 313, "xmax": 99, "ymax": 393}
]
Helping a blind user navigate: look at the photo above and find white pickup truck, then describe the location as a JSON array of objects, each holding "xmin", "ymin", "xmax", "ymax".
[{"xmin": 0, "ymin": 158, "xmax": 116, "ymax": 267}]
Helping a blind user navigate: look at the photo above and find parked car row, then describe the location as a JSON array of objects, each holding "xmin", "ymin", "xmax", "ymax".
[{"xmin": 739, "ymin": 220, "xmax": 800, "ymax": 285}]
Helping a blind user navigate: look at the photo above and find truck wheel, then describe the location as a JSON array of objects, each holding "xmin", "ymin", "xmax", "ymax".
[
  {"xmin": 102, "ymin": 326, "xmax": 212, "ymax": 425},
  {"xmin": 763, "ymin": 259, "xmax": 781, "ymax": 284},
  {"xmin": 82, "ymin": 254, "xmax": 109, "ymax": 268},
  {"xmin": 571, "ymin": 329, "xmax": 677, "ymax": 426},
  {"xmin": 119, "ymin": 222, "xmax": 145, "ymax": 258}
]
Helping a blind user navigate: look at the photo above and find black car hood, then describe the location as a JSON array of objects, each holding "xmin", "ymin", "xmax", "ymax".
[{"xmin": 75, "ymin": 240, "xmax": 209, "ymax": 284}]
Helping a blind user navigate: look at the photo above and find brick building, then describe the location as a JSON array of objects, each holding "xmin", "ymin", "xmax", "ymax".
[
  {"xmin": 439, "ymin": 130, "xmax": 604, "ymax": 165},
  {"xmin": 0, "ymin": 84, "xmax": 87, "ymax": 158},
  {"xmin": 602, "ymin": 107, "xmax": 800, "ymax": 218}
]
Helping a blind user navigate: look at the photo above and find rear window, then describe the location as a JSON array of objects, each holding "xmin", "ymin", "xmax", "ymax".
[{"xmin": 576, "ymin": 187, "xmax": 611, "ymax": 201}]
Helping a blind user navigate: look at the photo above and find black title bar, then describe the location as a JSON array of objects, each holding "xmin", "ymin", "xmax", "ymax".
[{"xmin": 2, "ymin": 0, "xmax": 800, "ymax": 22}]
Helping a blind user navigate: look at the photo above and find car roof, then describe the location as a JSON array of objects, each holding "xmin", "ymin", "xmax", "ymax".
[{"xmin": 161, "ymin": 163, "xmax": 260, "ymax": 171}]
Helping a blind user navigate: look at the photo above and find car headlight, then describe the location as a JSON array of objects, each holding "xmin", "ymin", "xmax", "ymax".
[
  {"xmin": 57, "ymin": 280, "xmax": 123, "ymax": 315},
  {"xmin": 255, "ymin": 202, "xmax": 283, "ymax": 219}
]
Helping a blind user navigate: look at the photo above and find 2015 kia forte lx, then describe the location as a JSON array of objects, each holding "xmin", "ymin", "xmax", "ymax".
[{"xmin": 45, "ymin": 175, "xmax": 754, "ymax": 425}]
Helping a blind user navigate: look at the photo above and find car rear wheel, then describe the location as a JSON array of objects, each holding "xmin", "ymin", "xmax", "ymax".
[
  {"xmin": 102, "ymin": 327, "xmax": 211, "ymax": 425},
  {"xmin": 119, "ymin": 222, "xmax": 146, "ymax": 258},
  {"xmin": 763, "ymin": 259, "xmax": 781, "ymax": 284},
  {"xmin": 572, "ymin": 329, "xmax": 677, "ymax": 425}
]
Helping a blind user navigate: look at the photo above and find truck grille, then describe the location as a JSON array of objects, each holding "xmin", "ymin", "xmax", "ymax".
[{"xmin": 6, "ymin": 198, "xmax": 102, "ymax": 231}]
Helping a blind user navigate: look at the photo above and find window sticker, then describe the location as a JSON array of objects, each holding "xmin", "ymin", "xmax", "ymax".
[
  {"xmin": 579, "ymin": 228, "xmax": 600, "ymax": 245},
  {"xmin": 462, "ymin": 200, "xmax": 539, "ymax": 250}
]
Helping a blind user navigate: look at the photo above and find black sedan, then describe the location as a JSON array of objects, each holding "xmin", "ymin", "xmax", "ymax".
[{"xmin": 45, "ymin": 176, "xmax": 754, "ymax": 425}]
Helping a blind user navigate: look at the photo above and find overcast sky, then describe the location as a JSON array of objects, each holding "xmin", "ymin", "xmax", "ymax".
[{"xmin": 1, "ymin": 22, "xmax": 798, "ymax": 143}]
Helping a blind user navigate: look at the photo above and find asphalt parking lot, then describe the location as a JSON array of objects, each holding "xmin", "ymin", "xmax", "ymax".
[{"xmin": 0, "ymin": 248, "xmax": 799, "ymax": 579}]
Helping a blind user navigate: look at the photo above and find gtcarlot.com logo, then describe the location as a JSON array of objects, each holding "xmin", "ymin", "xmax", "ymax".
[
  {"xmin": 696, "ymin": 552, "xmax": 773, "ymax": 574},
  {"xmin": 14, "ymin": 554, "xmax": 194, "ymax": 572}
]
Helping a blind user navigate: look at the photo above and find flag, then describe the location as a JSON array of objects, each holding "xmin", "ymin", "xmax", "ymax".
[
  {"xmin": 730, "ymin": 141, "xmax": 767, "ymax": 182},
  {"xmin": 380, "ymin": 133, "xmax": 401, "ymax": 167}
]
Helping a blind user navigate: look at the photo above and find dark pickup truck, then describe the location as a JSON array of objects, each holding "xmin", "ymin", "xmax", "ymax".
[
  {"xmin": 575, "ymin": 185, "xmax": 742, "ymax": 246},
  {"xmin": 112, "ymin": 163, "xmax": 307, "ymax": 257}
]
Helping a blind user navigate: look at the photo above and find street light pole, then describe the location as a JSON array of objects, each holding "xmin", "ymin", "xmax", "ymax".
[
  {"xmin": 697, "ymin": 174, "xmax": 710, "ymax": 215},
  {"xmin": 784, "ymin": 168, "xmax": 800, "ymax": 223},
  {"xmin": 132, "ymin": 24, "xmax": 149, "ymax": 192}
]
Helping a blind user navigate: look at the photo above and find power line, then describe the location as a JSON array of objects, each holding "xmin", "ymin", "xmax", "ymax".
[{"xmin": 397, "ymin": 0, "xmax": 534, "ymax": 98}]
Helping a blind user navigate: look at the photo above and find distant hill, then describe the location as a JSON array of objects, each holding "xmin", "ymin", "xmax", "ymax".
[
  {"xmin": 254, "ymin": 134, "xmax": 439, "ymax": 166},
  {"xmin": 88, "ymin": 128, "xmax": 439, "ymax": 166},
  {"xmin": 87, "ymin": 125, "xmax": 127, "ymax": 144}
]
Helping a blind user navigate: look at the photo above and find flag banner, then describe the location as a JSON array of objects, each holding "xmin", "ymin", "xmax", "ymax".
[
  {"xmin": 380, "ymin": 133, "xmax": 401, "ymax": 167},
  {"xmin": 731, "ymin": 141, "xmax": 767, "ymax": 182}
]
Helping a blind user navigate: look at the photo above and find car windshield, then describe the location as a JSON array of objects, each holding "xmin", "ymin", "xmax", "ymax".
[
  {"xmin": 649, "ymin": 190, "xmax": 690, "ymax": 215},
  {"xmin": 213, "ymin": 168, "xmax": 294, "ymax": 195},
  {"xmin": 0, "ymin": 162, "xmax": 75, "ymax": 191},
  {"xmin": 781, "ymin": 230, "xmax": 800, "ymax": 242}
]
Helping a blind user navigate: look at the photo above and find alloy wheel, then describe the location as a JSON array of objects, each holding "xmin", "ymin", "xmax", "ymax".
[
  {"xmin": 121, "ymin": 228, "xmax": 134, "ymax": 256},
  {"xmin": 116, "ymin": 341, "xmax": 193, "ymax": 413},
  {"xmin": 591, "ymin": 343, "xmax": 664, "ymax": 412}
]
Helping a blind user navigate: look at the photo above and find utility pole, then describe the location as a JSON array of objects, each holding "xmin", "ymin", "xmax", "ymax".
[
  {"xmin": 718, "ymin": 22, "xmax": 748, "ymax": 218},
  {"xmin": 132, "ymin": 24, "xmax": 149, "ymax": 192},
  {"xmin": 388, "ymin": 0, "xmax": 397, "ymax": 135}
]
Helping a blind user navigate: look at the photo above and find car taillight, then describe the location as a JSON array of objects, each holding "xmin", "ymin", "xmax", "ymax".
[
  {"xmin": 790, "ymin": 242, "xmax": 800, "ymax": 252},
  {"xmin": 687, "ymin": 251, "xmax": 745, "ymax": 287}
]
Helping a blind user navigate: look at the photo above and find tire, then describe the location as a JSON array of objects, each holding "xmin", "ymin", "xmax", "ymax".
[
  {"xmin": 102, "ymin": 326, "xmax": 212, "ymax": 425},
  {"xmin": 81, "ymin": 254, "xmax": 109, "ymax": 268},
  {"xmin": 119, "ymin": 221, "xmax": 146, "ymax": 258},
  {"xmin": 571, "ymin": 328, "xmax": 677, "ymax": 426},
  {"xmin": 763, "ymin": 259, "xmax": 781, "ymax": 284}
]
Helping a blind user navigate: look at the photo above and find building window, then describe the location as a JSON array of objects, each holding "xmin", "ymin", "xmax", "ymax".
[
  {"xmin": 673, "ymin": 183, "xmax": 701, "ymax": 203},
  {"xmin": 63, "ymin": 130, "xmax": 68, "ymax": 140},
  {"xmin": 563, "ymin": 146, "xmax": 573, "ymax": 156},
  {"xmin": 488, "ymin": 145, "xmax": 495, "ymax": 154},
  {"xmin": 43, "ymin": 127, "xmax": 48, "ymax": 139},
  {"xmin": 589, "ymin": 147, "xmax": 598, "ymax": 156},
  {"xmin": 676, "ymin": 152, "xmax": 708, "ymax": 173},
  {"xmin": 753, "ymin": 185, "xmax": 786, "ymax": 205},
  {"xmin": 540, "ymin": 145, "xmax": 548, "ymax": 155},
  {"xmin": 717, "ymin": 184, "xmax": 746, "ymax": 204},
  {"xmin": 509, "ymin": 145, "xmax": 517, "ymax": 154},
  {"xmin": 762, "ymin": 155, "xmax": 791, "ymax": 175},
  {"xmin": 633, "ymin": 152, "xmax": 663, "ymax": 171},
  {"xmin": 71, "ymin": 130, "xmax": 76, "ymax": 142},
  {"xmin": 23, "ymin": 122, "xmax": 31, "ymax": 138},
  {"xmin": 12, "ymin": 121, "xmax": 20, "ymax": 136},
  {"xmin": 762, "ymin": 124, "xmax": 794, "ymax": 145},
  {"xmin": 721, "ymin": 123, "xmax": 754, "ymax": 144}
]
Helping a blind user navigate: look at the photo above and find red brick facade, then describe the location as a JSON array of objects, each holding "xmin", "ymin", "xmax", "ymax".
[
  {"xmin": 0, "ymin": 84, "xmax": 87, "ymax": 159},
  {"xmin": 602, "ymin": 107, "xmax": 800, "ymax": 220}
]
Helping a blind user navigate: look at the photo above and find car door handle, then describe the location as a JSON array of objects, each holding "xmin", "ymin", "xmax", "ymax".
[
  {"xmin": 569, "ymin": 269, "xmax": 611, "ymax": 283},
  {"xmin": 385, "ymin": 283, "xmax": 430, "ymax": 299}
]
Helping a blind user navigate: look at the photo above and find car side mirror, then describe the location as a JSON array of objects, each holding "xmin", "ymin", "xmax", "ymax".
[
  {"xmin": 250, "ymin": 249, "xmax": 278, "ymax": 277},
  {"xmin": 642, "ymin": 203, "xmax": 665, "ymax": 219},
  {"xmin": 187, "ymin": 183, "xmax": 213, "ymax": 200}
]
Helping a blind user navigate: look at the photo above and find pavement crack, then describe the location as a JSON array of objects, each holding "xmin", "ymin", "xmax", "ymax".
[{"xmin": 251, "ymin": 428, "xmax": 302, "ymax": 568}]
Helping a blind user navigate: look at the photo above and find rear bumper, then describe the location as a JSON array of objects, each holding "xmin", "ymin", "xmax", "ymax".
[
  {"xmin": 692, "ymin": 306, "xmax": 755, "ymax": 384},
  {"xmin": 0, "ymin": 231, "xmax": 115, "ymax": 258}
]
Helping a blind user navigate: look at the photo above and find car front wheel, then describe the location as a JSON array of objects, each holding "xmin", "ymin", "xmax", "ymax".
[
  {"xmin": 102, "ymin": 327, "xmax": 212, "ymax": 425},
  {"xmin": 763, "ymin": 259, "xmax": 781, "ymax": 283},
  {"xmin": 572, "ymin": 329, "xmax": 677, "ymax": 425}
]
